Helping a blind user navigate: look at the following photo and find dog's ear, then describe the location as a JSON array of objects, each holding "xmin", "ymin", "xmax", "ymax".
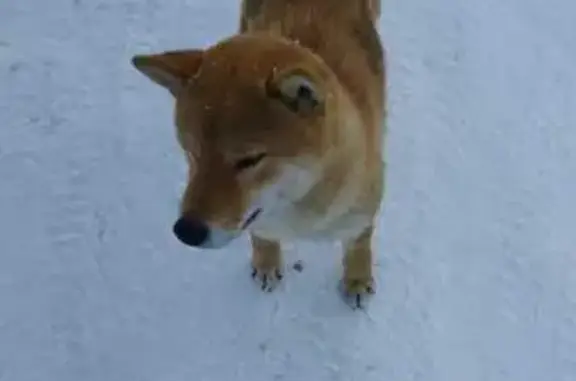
[
  {"xmin": 131, "ymin": 49, "xmax": 204, "ymax": 95},
  {"xmin": 266, "ymin": 67, "xmax": 324, "ymax": 115}
]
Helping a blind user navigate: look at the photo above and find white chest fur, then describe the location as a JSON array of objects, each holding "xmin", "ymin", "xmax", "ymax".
[{"xmin": 248, "ymin": 160, "xmax": 371, "ymax": 242}]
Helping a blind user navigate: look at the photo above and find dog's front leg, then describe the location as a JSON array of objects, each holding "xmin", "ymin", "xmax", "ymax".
[
  {"xmin": 342, "ymin": 225, "xmax": 375, "ymax": 308},
  {"xmin": 250, "ymin": 234, "xmax": 283, "ymax": 292}
]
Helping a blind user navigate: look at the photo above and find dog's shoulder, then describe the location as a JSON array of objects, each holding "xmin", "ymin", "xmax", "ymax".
[
  {"xmin": 239, "ymin": 0, "xmax": 265, "ymax": 32},
  {"xmin": 240, "ymin": 0, "xmax": 385, "ymax": 117},
  {"xmin": 240, "ymin": 0, "xmax": 382, "ymax": 69}
]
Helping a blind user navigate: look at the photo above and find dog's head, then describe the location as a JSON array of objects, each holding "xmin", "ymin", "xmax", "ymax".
[{"xmin": 131, "ymin": 35, "xmax": 348, "ymax": 248}]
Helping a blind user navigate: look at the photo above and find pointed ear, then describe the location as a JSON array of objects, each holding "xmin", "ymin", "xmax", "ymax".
[
  {"xmin": 131, "ymin": 49, "xmax": 204, "ymax": 95},
  {"xmin": 266, "ymin": 68, "xmax": 324, "ymax": 115}
]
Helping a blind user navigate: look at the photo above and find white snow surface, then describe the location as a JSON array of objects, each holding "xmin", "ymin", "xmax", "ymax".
[{"xmin": 1, "ymin": 0, "xmax": 576, "ymax": 380}]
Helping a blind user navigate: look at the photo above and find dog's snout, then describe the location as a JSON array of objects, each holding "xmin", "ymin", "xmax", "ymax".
[{"xmin": 173, "ymin": 216, "xmax": 210, "ymax": 247}]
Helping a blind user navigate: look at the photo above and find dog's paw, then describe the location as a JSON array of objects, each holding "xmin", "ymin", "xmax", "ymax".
[
  {"xmin": 251, "ymin": 265, "xmax": 283, "ymax": 292},
  {"xmin": 340, "ymin": 277, "xmax": 375, "ymax": 309}
]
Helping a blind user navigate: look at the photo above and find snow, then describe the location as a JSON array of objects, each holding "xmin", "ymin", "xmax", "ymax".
[{"xmin": 1, "ymin": 0, "xmax": 575, "ymax": 380}]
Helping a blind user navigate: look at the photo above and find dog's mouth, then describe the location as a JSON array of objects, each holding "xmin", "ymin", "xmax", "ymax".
[{"xmin": 241, "ymin": 208, "xmax": 262, "ymax": 230}]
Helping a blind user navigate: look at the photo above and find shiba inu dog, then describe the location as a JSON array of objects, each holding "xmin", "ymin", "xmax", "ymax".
[{"xmin": 131, "ymin": 0, "xmax": 386, "ymax": 307}]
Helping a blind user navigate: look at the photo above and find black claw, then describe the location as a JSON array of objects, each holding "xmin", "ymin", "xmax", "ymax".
[
  {"xmin": 251, "ymin": 267, "xmax": 283, "ymax": 292},
  {"xmin": 339, "ymin": 280, "xmax": 375, "ymax": 310}
]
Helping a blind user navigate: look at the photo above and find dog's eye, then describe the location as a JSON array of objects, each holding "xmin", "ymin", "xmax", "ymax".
[{"xmin": 234, "ymin": 152, "xmax": 267, "ymax": 172}]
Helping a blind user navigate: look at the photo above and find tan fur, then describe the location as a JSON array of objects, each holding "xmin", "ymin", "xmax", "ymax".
[{"xmin": 131, "ymin": 0, "xmax": 386, "ymax": 306}]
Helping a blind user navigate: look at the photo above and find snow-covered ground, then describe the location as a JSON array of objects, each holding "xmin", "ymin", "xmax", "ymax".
[{"xmin": 1, "ymin": 0, "xmax": 575, "ymax": 380}]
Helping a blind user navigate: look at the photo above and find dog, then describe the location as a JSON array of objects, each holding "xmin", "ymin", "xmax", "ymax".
[{"xmin": 131, "ymin": 0, "xmax": 386, "ymax": 307}]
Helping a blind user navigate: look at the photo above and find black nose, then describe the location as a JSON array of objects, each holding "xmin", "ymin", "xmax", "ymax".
[{"xmin": 173, "ymin": 216, "xmax": 209, "ymax": 247}]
